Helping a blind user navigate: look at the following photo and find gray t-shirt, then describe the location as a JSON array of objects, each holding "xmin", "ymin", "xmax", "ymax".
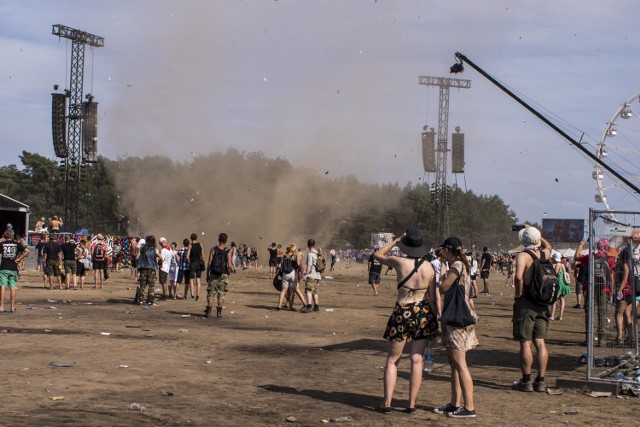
[{"xmin": 307, "ymin": 251, "xmax": 321, "ymax": 280}]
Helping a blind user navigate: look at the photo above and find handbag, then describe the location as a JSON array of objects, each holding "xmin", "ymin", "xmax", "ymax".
[
  {"xmin": 563, "ymin": 270, "xmax": 571, "ymax": 286},
  {"xmin": 440, "ymin": 278, "xmax": 476, "ymax": 328},
  {"xmin": 272, "ymin": 269, "xmax": 283, "ymax": 292}
]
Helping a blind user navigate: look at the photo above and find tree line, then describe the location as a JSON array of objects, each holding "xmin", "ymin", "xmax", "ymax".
[{"xmin": 0, "ymin": 150, "xmax": 522, "ymax": 251}]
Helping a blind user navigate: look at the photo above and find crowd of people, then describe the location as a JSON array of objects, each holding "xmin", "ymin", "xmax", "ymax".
[{"xmin": 3, "ymin": 219, "xmax": 639, "ymax": 419}]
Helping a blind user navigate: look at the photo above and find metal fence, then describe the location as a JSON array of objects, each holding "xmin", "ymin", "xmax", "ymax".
[{"xmin": 586, "ymin": 209, "xmax": 640, "ymax": 390}]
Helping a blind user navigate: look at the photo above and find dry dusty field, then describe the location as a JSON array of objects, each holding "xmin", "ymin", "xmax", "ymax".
[{"xmin": 0, "ymin": 262, "xmax": 638, "ymax": 426}]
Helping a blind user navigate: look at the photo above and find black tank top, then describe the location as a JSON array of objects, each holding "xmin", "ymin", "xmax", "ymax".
[{"xmin": 189, "ymin": 242, "xmax": 202, "ymax": 262}]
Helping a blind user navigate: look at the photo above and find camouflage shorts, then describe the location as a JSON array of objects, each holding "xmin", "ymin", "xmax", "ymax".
[
  {"xmin": 207, "ymin": 274, "xmax": 229, "ymax": 299},
  {"xmin": 305, "ymin": 277, "xmax": 320, "ymax": 294}
]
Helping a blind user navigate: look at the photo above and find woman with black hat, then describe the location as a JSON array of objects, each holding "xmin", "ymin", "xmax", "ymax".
[
  {"xmin": 434, "ymin": 236, "xmax": 477, "ymax": 418},
  {"xmin": 374, "ymin": 229, "xmax": 438, "ymax": 414}
]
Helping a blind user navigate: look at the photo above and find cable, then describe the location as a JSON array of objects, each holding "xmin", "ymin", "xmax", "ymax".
[{"xmin": 90, "ymin": 47, "xmax": 95, "ymax": 94}]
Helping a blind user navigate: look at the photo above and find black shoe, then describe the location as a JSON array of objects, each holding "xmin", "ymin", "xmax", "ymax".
[
  {"xmin": 204, "ymin": 308, "xmax": 211, "ymax": 318},
  {"xmin": 434, "ymin": 403, "xmax": 461, "ymax": 415},
  {"xmin": 216, "ymin": 308, "xmax": 222, "ymax": 318},
  {"xmin": 447, "ymin": 407, "xmax": 476, "ymax": 418},
  {"xmin": 375, "ymin": 406, "xmax": 392, "ymax": 414},
  {"xmin": 313, "ymin": 305, "xmax": 320, "ymax": 312},
  {"xmin": 195, "ymin": 295, "xmax": 199, "ymax": 302},
  {"xmin": 404, "ymin": 407, "xmax": 417, "ymax": 414}
]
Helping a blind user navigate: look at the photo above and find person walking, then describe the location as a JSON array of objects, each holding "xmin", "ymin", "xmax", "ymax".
[
  {"xmin": 368, "ymin": 245, "xmax": 382, "ymax": 296},
  {"xmin": 187, "ymin": 233, "xmax": 205, "ymax": 301},
  {"xmin": 177, "ymin": 238, "xmax": 191, "ymax": 299},
  {"xmin": 479, "ymin": 247, "xmax": 492, "ymax": 294},
  {"xmin": 134, "ymin": 236, "xmax": 162, "ymax": 305},
  {"xmin": 550, "ymin": 251, "xmax": 571, "ymax": 321},
  {"xmin": 374, "ymin": 230, "xmax": 438, "ymax": 414},
  {"xmin": 300, "ymin": 239, "xmax": 322, "ymax": 313},
  {"xmin": 0, "ymin": 229, "xmax": 29, "ymax": 312},
  {"xmin": 613, "ymin": 247, "xmax": 634, "ymax": 345},
  {"xmin": 204, "ymin": 233, "xmax": 233, "ymax": 318}
]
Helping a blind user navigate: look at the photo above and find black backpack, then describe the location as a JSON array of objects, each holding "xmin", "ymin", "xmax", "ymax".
[
  {"xmin": 210, "ymin": 247, "xmax": 229, "ymax": 276},
  {"xmin": 593, "ymin": 256, "xmax": 610, "ymax": 290},
  {"xmin": 282, "ymin": 256, "xmax": 294, "ymax": 274},
  {"xmin": 524, "ymin": 250, "xmax": 559, "ymax": 306},
  {"xmin": 93, "ymin": 243, "xmax": 105, "ymax": 262}
]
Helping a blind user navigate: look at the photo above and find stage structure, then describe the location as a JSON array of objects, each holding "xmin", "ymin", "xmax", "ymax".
[
  {"xmin": 419, "ymin": 76, "xmax": 471, "ymax": 243},
  {"xmin": 51, "ymin": 24, "xmax": 104, "ymax": 232}
]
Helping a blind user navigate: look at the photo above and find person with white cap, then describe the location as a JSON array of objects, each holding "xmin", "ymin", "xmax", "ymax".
[
  {"xmin": 159, "ymin": 237, "xmax": 173, "ymax": 300},
  {"xmin": 512, "ymin": 225, "xmax": 553, "ymax": 393},
  {"xmin": 374, "ymin": 229, "xmax": 438, "ymax": 414}
]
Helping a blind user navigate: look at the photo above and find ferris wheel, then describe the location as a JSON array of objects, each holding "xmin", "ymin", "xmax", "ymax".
[{"xmin": 594, "ymin": 90, "xmax": 640, "ymax": 214}]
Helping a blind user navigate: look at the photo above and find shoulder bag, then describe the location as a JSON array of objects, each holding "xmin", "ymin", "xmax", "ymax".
[{"xmin": 440, "ymin": 277, "xmax": 476, "ymax": 328}]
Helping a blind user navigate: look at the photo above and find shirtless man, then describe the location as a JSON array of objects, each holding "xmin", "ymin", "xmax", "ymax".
[
  {"xmin": 512, "ymin": 225, "xmax": 552, "ymax": 392},
  {"xmin": 374, "ymin": 229, "xmax": 438, "ymax": 413}
]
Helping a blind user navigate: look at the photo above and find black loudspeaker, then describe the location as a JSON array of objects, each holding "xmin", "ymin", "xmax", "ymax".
[
  {"xmin": 82, "ymin": 101, "xmax": 98, "ymax": 162},
  {"xmin": 451, "ymin": 132, "xmax": 465, "ymax": 173},
  {"xmin": 52, "ymin": 93, "xmax": 67, "ymax": 158},
  {"xmin": 421, "ymin": 131, "xmax": 436, "ymax": 172}
]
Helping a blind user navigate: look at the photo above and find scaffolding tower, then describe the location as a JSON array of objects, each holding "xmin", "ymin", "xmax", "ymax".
[
  {"xmin": 51, "ymin": 24, "xmax": 104, "ymax": 232},
  {"xmin": 419, "ymin": 76, "xmax": 470, "ymax": 243}
]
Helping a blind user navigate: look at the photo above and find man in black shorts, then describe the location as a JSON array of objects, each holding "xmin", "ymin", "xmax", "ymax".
[
  {"xmin": 60, "ymin": 234, "xmax": 78, "ymax": 289},
  {"xmin": 187, "ymin": 233, "xmax": 205, "ymax": 301},
  {"xmin": 480, "ymin": 246, "xmax": 492, "ymax": 294},
  {"xmin": 368, "ymin": 245, "xmax": 382, "ymax": 296},
  {"xmin": 43, "ymin": 234, "xmax": 63, "ymax": 290}
]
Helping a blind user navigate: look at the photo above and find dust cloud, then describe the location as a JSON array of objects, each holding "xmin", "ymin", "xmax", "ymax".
[{"xmin": 108, "ymin": 149, "xmax": 402, "ymax": 250}]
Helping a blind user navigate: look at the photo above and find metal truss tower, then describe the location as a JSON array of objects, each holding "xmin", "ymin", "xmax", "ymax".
[
  {"xmin": 419, "ymin": 76, "xmax": 470, "ymax": 243},
  {"xmin": 52, "ymin": 24, "xmax": 104, "ymax": 232}
]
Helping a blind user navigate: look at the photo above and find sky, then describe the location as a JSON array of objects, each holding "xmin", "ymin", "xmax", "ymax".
[{"xmin": 1, "ymin": 0, "xmax": 640, "ymax": 226}]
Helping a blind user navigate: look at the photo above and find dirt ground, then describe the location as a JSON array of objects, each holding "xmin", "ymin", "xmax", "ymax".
[{"xmin": 1, "ymin": 262, "xmax": 638, "ymax": 426}]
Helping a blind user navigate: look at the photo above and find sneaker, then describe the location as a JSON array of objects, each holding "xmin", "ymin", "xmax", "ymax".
[
  {"xmin": 300, "ymin": 306, "xmax": 313, "ymax": 313},
  {"xmin": 448, "ymin": 407, "xmax": 476, "ymax": 418},
  {"xmin": 512, "ymin": 380, "xmax": 533, "ymax": 392},
  {"xmin": 313, "ymin": 305, "xmax": 320, "ymax": 312},
  {"xmin": 195, "ymin": 296, "xmax": 199, "ymax": 302},
  {"xmin": 534, "ymin": 381, "xmax": 546, "ymax": 392},
  {"xmin": 434, "ymin": 403, "xmax": 461, "ymax": 415}
]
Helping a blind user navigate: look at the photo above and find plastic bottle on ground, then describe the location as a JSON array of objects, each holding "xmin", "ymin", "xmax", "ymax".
[{"xmin": 423, "ymin": 339, "xmax": 434, "ymax": 372}]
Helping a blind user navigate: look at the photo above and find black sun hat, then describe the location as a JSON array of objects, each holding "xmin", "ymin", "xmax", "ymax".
[{"xmin": 397, "ymin": 229, "xmax": 433, "ymax": 258}]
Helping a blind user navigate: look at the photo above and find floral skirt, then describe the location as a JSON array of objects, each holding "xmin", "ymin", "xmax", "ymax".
[{"xmin": 383, "ymin": 300, "xmax": 438, "ymax": 342}]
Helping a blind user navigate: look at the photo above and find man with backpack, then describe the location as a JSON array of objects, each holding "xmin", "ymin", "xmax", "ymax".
[
  {"xmin": 92, "ymin": 234, "xmax": 107, "ymax": 289},
  {"xmin": 512, "ymin": 225, "xmax": 554, "ymax": 392},
  {"xmin": 301, "ymin": 239, "xmax": 324, "ymax": 313},
  {"xmin": 574, "ymin": 237, "xmax": 614, "ymax": 346},
  {"xmin": 204, "ymin": 233, "xmax": 233, "ymax": 318}
]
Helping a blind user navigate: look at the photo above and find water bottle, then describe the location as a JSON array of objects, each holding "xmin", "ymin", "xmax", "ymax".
[{"xmin": 423, "ymin": 339, "xmax": 434, "ymax": 372}]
